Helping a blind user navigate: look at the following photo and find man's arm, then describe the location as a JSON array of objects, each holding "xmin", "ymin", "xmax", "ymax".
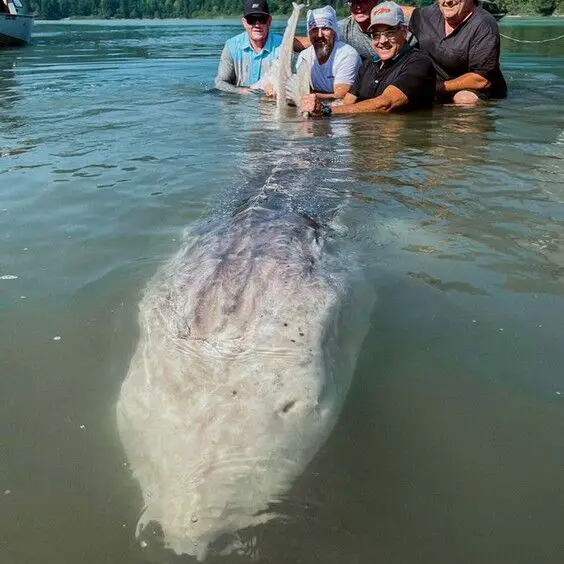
[
  {"xmin": 332, "ymin": 85, "xmax": 408, "ymax": 114},
  {"xmin": 293, "ymin": 37, "xmax": 308, "ymax": 51},
  {"xmin": 300, "ymin": 85, "xmax": 408, "ymax": 116},
  {"xmin": 437, "ymin": 72, "xmax": 491, "ymax": 95},
  {"xmin": 314, "ymin": 83, "xmax": 354, "ymax": 100},
  {"xmin": 400, "ymin": 5, "xmax": 416, "ymax": 19},
  {"xmin": 214, "ymin": 44, "xmax": 250, "ymax": 94},
  {"xmin": 294, "ymin": 36, "xmax": 311, "ymax": 50}
]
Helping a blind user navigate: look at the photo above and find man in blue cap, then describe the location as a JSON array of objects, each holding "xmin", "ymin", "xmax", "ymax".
[{"xmin": 215, "ymin": 0, "xmax": 283, "ymax": 94}]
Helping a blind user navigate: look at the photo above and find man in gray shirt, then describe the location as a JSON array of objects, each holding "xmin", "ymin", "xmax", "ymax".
[{"xmin": 338, "ymin": 0, "xmax": 380, "ymax": 60}]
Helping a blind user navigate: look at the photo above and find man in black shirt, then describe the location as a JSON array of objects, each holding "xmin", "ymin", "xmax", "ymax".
[
  {"xmin": 300, "ymin": 1, "xmax": 435, "ymax": 116},
  {"xmin": 406, "ymin": 0, "xmax": 507, "ymax": 104}
]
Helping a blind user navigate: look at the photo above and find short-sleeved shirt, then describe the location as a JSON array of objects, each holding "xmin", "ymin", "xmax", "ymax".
[
  {"xmin": 350, "ymin": 47, "xmax": 436, "ymax": 111},
  {"xmin": 217, "ymin": 31, "xmax": 283, "ymax": 87},
  {"xmin": 409, "ymin": 4, "xmax": 507, "ymax": 98},
  {"xmin": 296, "ymin": 41, "xmax": 361, "ymax": 94},
  {"xmin": 338, "ymin": 17, "xmax": 376, "ymax": 61}
]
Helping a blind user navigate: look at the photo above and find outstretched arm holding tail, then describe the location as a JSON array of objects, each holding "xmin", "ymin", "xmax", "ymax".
[
  {"xmin": 300, "ymin": 85, "xmax": 408, "ymax": 116},
  {"xmin": 215, "ymin": 45, "xmax": 252, "ymax": 94}
]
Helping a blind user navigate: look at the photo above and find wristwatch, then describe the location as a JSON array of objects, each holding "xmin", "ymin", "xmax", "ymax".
[{"xmin": 320, "ymin": 103, "xmax": 332, "ymax": 117}]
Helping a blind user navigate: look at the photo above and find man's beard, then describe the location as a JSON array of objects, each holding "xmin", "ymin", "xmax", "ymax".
[{"xmin": 314, "ymin": 41, "xmax": 332, "ymax": 62}]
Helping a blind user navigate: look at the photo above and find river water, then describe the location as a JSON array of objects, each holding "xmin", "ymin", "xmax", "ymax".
[{"xmin": 1, "ymin": 16, "xmax": 564, "ymax": 564}]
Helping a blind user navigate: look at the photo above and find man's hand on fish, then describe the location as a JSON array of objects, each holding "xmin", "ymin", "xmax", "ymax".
[
  {"xmin": 262, "ymin": 82, "xmax": 276, "ymax": 98},
  {"xmin": 300, "ymin": 93, "xmax": 322, "ymax": 116}
]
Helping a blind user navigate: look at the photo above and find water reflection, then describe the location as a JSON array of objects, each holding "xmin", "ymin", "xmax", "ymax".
[
  {"xmin": 0, "ymin": 57, "xmax": 30, "ymax": 157},
  {"xmin": 0, "ymin": 57, "xmax": 18, "ymax": 106},
  {"xmin": 348, "ymin": 107, "xmax": 495, "ymax": 181}
]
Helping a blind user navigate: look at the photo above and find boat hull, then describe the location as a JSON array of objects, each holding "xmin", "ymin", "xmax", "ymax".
[{"xmin": 0, "ymin": 14, "xmax": 32, "ymax": 46}]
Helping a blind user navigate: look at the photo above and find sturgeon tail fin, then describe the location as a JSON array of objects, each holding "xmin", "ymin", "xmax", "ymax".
[{"xmin": 275, "ymin": 3, "xmax": 306, "ymax": 109}]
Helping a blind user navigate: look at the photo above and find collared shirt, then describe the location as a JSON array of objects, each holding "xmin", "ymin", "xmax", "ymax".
[
  {"xmin": 350, "ymin": 47, "xmax": 436, "ymax": 111},
  {"xmin": 409, "ymin": 4, "xmax": 507, "ymax": 98},
  {"xmin": 215, "ymin": 31, "xmax": 283, "ymax": 91},
  {"xmin": 338, "ymin": 16, "xmax": 376, "ymax": 61}
]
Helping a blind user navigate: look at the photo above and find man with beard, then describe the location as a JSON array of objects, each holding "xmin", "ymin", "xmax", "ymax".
[
  {"xmin": 405, "ymin": 0, "xmax": 507, "ymax": 104},
  {"xmin": 215, "ymin": 0, "xmax": 283, "ymax": 94},
  {"xmin": 296, "ymin": 0, "xmax": 412, "ymax": 61},
  {"xmin": 300, "ymin": 2, "xmax": 435, "ymax": 116},
  {"xmin": 296, "ymin": 6, "xmax": 361, "ymax": 100}
]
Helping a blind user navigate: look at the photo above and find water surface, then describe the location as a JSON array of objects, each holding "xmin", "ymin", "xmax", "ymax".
[{"xmin": 1, "ymin": 17, "xmax": 564, "ymax": 564}]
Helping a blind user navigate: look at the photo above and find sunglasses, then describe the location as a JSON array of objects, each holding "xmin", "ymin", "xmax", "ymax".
[
  {"xmin": 245, "ymin": 14, "xmax": 269, "ymax": 25},
  {"xmin": 368, "ymin": 28, "xmax": 400, "ymax": 40}
]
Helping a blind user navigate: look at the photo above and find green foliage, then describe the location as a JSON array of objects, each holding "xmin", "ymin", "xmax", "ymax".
[
  {"xmin": 531, "ymin": 0, "xmax": 556, "ymax": 14},
  {"xmin": 28, "ymin": 0, "xmax": 559, "ymax": 20}
]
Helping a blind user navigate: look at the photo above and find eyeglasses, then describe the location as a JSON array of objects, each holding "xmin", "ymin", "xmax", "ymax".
[
  {"xmin": 245, "ymin": 14, "xmax": 269, "ymax": 25},
  {"xmin": 368, "ymin": 29, "xmax": 400, "ymax": 41}
]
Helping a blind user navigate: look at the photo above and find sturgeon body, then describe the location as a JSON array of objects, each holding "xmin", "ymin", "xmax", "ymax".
[{"xmin": 117, "ymin": 7, "xmax": 371, "ymax": 561}]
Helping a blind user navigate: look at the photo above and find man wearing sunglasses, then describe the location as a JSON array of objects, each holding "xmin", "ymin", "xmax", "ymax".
[
  {"xmin": 300, "ymin": 2, "xmax": 435, "ymax": 116},
  {"xmin": 296, "ymin": 0, "xmax": 414, "ymax": 62},
  {"xmin": 215, "ymin": 0, "xmax": 283, "ymax": 94}
]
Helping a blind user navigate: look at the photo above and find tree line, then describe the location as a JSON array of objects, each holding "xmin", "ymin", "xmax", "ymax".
[{"xmin": 28, "ymin": 0, "xmax": 564, "ymax": 22}]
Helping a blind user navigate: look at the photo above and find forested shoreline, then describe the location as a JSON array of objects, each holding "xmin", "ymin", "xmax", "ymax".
[{"xmin": 29, "ymin": 0, "xmax": 564, "ymax": 22}]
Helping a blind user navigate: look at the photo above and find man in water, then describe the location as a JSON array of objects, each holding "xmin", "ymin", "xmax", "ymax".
[
  {"xmin": 296, "ymin": 6, "xmax": 361, "ymax": 101},
  {"xmin": 296, "ymin": 0, "xmax": 412, "ymax": 61},
  {"xmin": 406, "ymin": 0, "xmax": 507, "ymax": 104},
  {"xmin": 338, "ymin": 0, "xmax": 382, "ymax": 60},
  {"xmin": 215, "ymin": 0, "xmax": 283, "ymax": 94},
  {"xmin": 300, "ymin": 2, "xmax": 435, "ymax": 116}
]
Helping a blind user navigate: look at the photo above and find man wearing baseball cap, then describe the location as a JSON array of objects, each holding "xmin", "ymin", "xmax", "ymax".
[
  {"xmin": 295, "ymin": 0, "xmax": 413, "ymax": 62},
  {"xmin": 296, "ymin": 6, "xmax": 361, "ymax": 100},
  {"xmin": 300, "ymin": 1, "xmax": 436, "ymax": 116},
  {"xmin": 215, "ymin": 0, "xmax": 283, "ymax": 94}
]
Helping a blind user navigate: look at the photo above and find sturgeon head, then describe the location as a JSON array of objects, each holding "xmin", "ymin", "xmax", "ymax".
[{"xmin": 116, "ymin": 206, "xmax": 367, "ymax": 560}]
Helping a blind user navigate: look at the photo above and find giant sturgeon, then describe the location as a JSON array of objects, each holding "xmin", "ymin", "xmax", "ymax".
[{"xmin": 116, "ymin": 6, "xmax": 373, "ymax": 561}]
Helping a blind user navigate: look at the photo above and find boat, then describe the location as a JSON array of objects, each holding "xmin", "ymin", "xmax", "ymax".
[{"xmin": 0, "ymin": 0, "xmax": 32, "ymax": 47}]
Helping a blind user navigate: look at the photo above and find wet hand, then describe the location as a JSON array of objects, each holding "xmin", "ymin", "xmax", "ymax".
[
  {"xmin": 263, "ymin": 82, "xmax": 276, "ymax": 98},
  {"xmin": 300, "ymin": 94, "xmax": 321, "ymax": 116}
]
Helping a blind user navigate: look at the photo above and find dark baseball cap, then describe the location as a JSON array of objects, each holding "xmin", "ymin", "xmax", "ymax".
[{"xmin": 243, "ymin": 0, "xmax": 270, "ymax": 16}]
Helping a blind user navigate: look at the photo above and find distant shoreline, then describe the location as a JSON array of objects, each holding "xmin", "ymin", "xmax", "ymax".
[{"xmin": 39, "ymin": 13, "xmax": 564, "ymax": 22}]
